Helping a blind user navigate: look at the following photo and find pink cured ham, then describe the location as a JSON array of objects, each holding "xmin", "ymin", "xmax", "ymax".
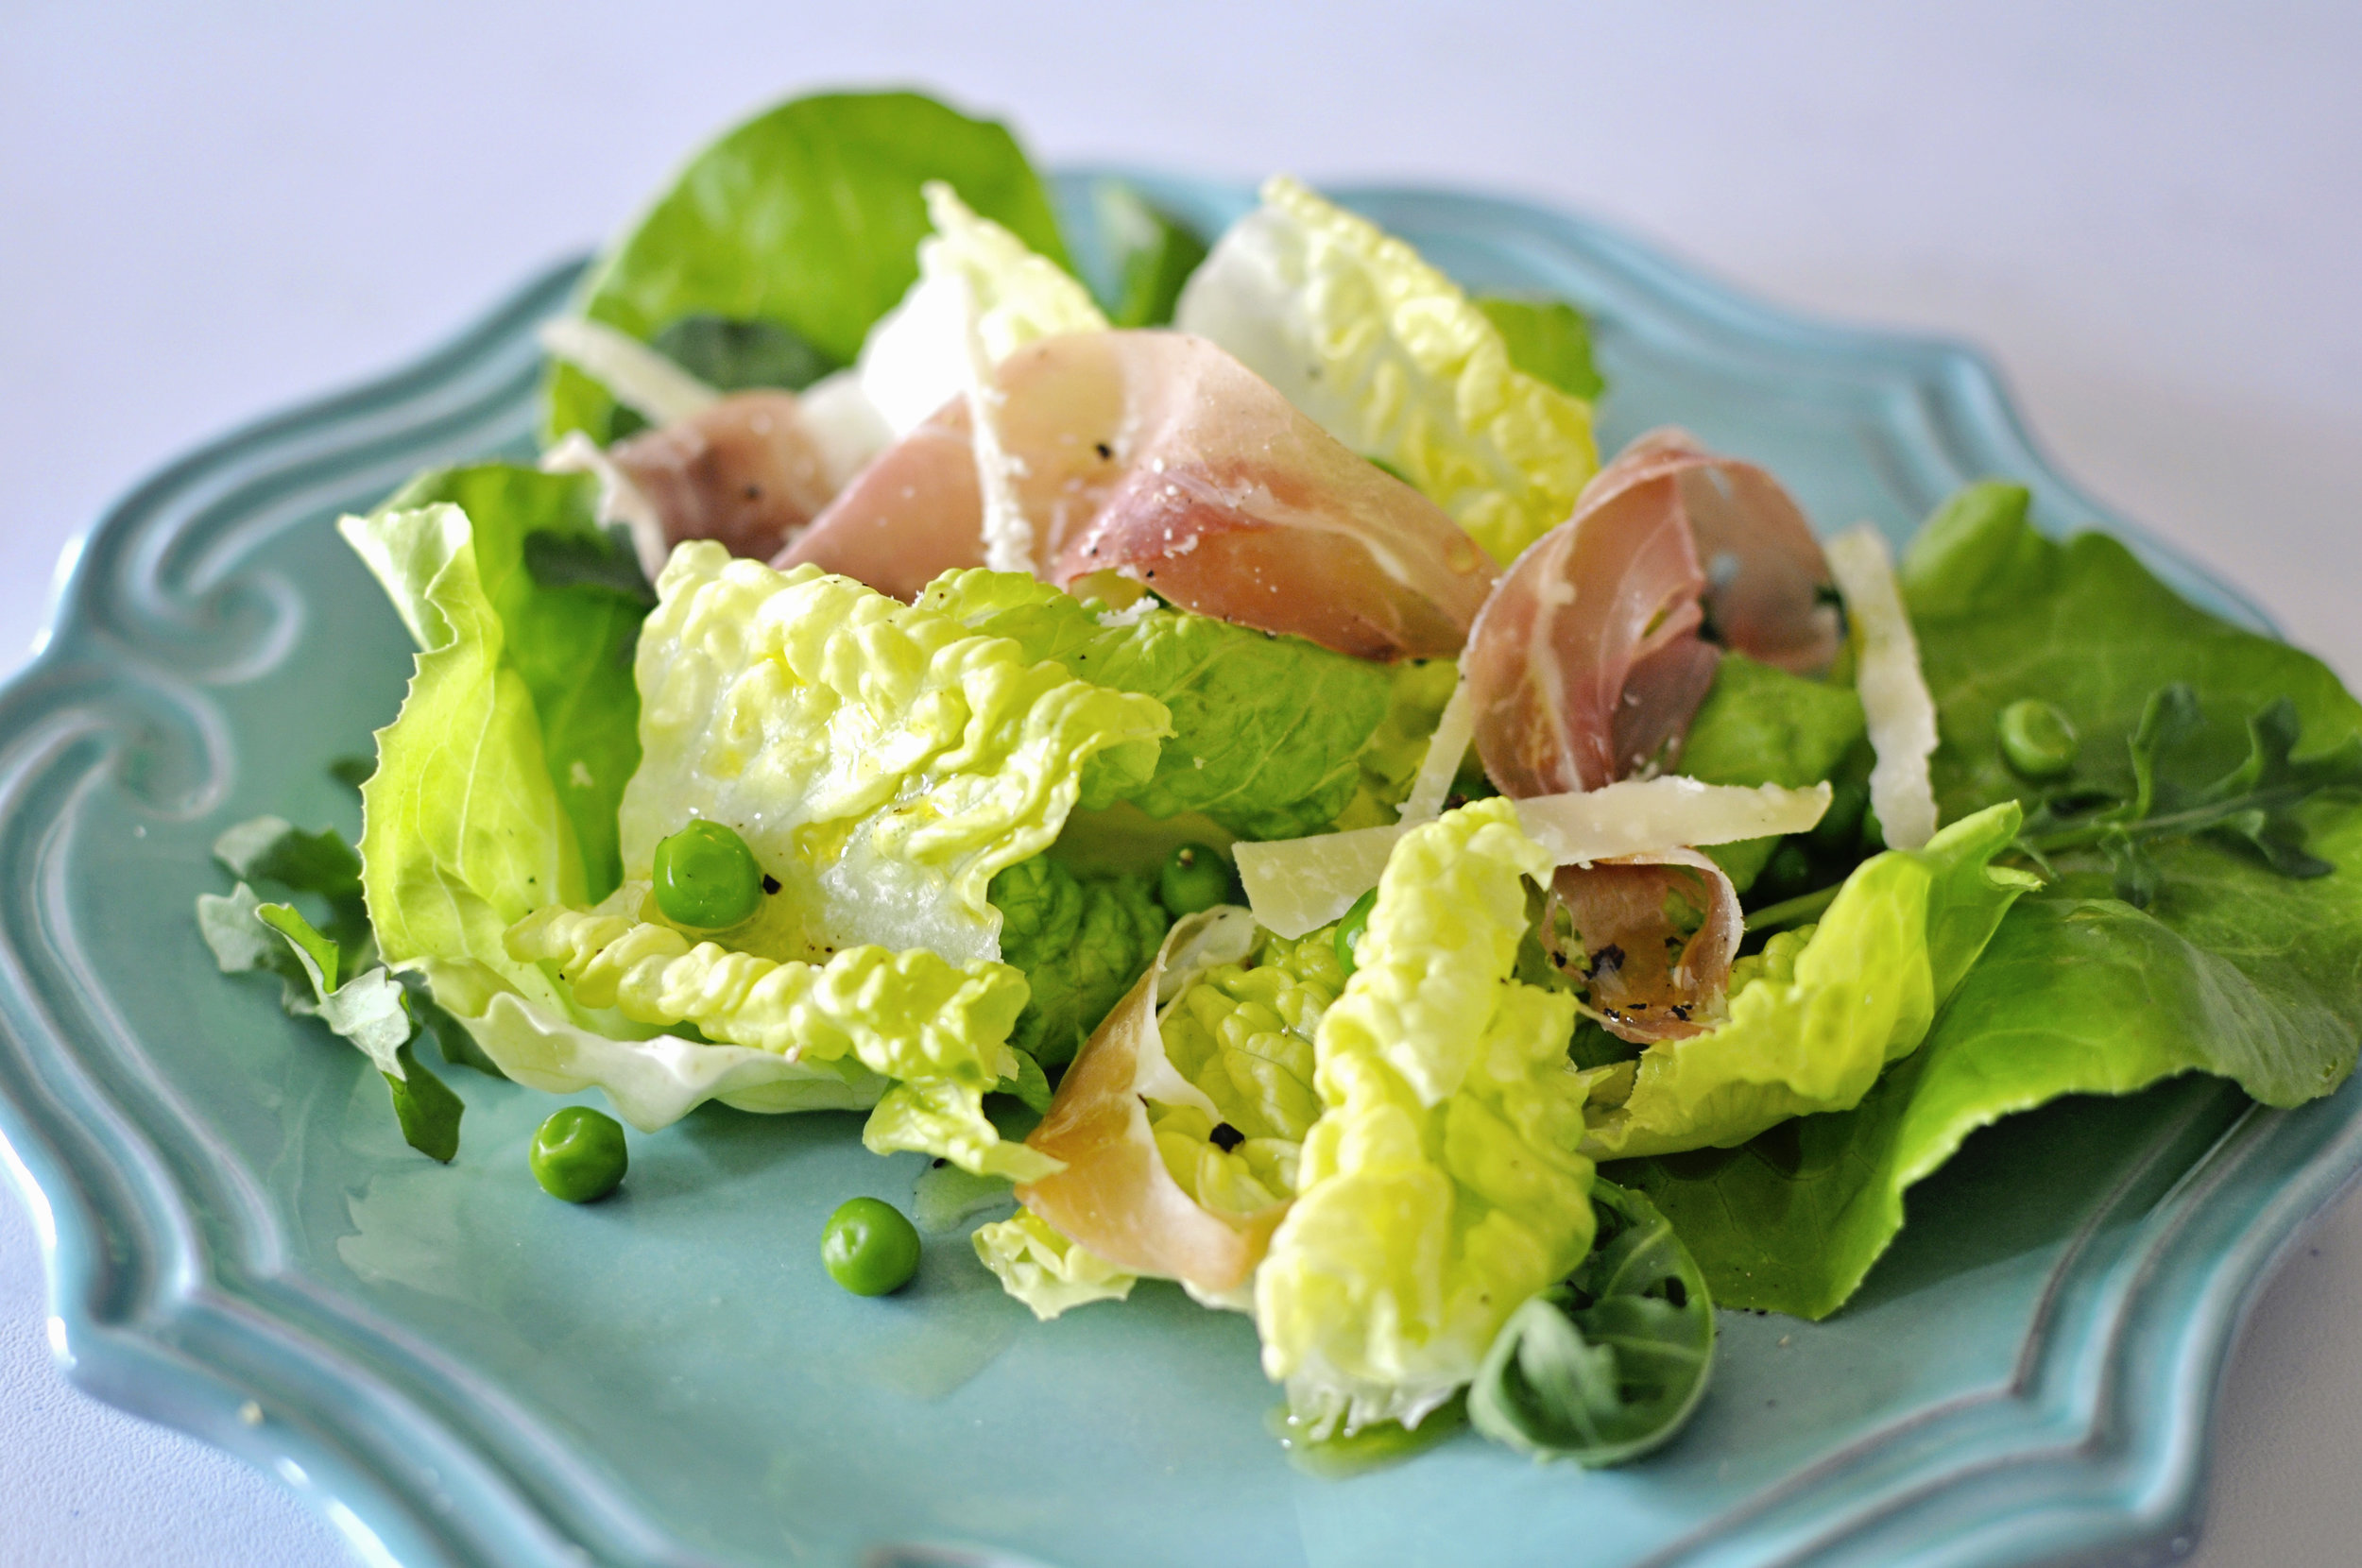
[
  {"xmin": 609, "ymin": 391, "xmax": 841, "ymax": 563},
  {"xmin": 781, "ymin": 331, "xmax": 1497, "ymax": 660},
  {"xmin": 1017, "ymin": 912, "xmax": 1284, "ymax": 1292},
  {"xmin": 1539, "ymin": 850, "xmax": 1743, "ymax": 1044},
  {"xmin": 1465, "ymin": 428, "xmax": 1840, "ymax": 796},
  {"xmin": 1464, "ymin": 430, "xmax": 1837, "ymax": 1045}
]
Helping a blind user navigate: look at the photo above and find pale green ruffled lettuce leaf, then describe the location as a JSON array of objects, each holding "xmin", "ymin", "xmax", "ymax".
[
  {"xmin": 1257, "ymin": 799, "xmax": 1598, "ymax": 1435},
  {"xmin": 974, "ymin": 1210, "xmax": 1138, "ymax": 1321},
  {"xmin": 505, "ymin": 882, "xmax": 1049, "ymax": 1177},
  {"xmin": 618, "ymin": 545, "xmax": 1171, "ymax": 965},
  {"xmin": 1174, "ymin": 176, "xmax": 1599, "ymax": 567}
]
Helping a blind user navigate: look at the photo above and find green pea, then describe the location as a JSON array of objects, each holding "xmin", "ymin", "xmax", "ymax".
[
  {"xmin": 821, "ymin": 1196, "xmax": 922, "ymax": 1296},
  {"xmin": 1997, "ymin": 699, "xmax": 2080, "ymax": 779},
  {"xmin": 653, "ymin": 818, "xmax": 764, "ymax": 929},
  {"xmin": 529, "ymin": 1105, "xmax": 628, "ymax": 1202},
  {"xmin": 1158, "ymin": 843, "xmax": 1234, "ymax": 916},
  {"xmin": 1335, "ymin": 887, "xmax": 1379, "ymax": 978}
]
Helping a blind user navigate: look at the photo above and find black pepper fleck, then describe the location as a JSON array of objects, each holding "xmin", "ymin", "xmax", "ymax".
[{"xmin": 1208, "ymin": 1121, "xmax": 1245, "ymax": 1152}]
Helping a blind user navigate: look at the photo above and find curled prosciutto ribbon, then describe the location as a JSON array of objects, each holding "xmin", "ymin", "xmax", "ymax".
[
  {"xmin": 782, "ymin": 331, "xmax": 1498, "ymax": 661},
  {"xmin": 1466, "ymin": 430, "xmax": 1839, "ymax": 1043}
]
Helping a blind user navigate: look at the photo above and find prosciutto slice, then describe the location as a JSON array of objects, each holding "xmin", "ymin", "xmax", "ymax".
[
  {"xmin": 1016, "ymin": 910, "xmax": 1285, "ymax": 1294},
  {"xmin": 608, "ymin": 390, "xmax": 845, "ymax": 565},
  {"xmin": 1464, "ymin": 431, "xmax": 1838, "ymax": 1044},
  {"xmin": 782, "ymin": 331, "xmax": 1498, "ymax": 660},
  {"xmin": 1465, "ymin": 428, "xmax": 1841, "ymax": 796},
  {"xmin": 1539, "ymin": 849, "xmax": 1744, "ymax": 1043}
]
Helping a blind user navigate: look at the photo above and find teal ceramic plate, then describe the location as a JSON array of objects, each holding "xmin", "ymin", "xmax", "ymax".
[{"xmin": 0, "ymin": 173, "xmax": 2351, "ymax": 1568}]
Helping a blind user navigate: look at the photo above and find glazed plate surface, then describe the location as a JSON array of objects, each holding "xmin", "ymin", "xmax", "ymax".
[{"xmin": 0, "ymin": 172, "xmax": 2349, "ymax": 1568}]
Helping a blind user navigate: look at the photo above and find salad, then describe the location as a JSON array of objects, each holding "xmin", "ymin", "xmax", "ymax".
[{"xmin": 194, "ymin": 88, "xmax": 2362, "ymax": 1471}]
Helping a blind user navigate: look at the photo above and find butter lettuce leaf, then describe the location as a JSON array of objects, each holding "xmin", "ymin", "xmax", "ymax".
[
  {"xmin": 505, "ymin": 882, "xmax": 1048, "ymax": 1175},
  {"xmin": 1475, "ymin": 297, "xmax": 1604, "ymax": 401},
  {"xmin": 619, "ymin": 546, "xmax": 1170, "ymax": 965},
  {"xmin": 547, "ymin": 90, "xmax": 1070, "ymax": 442},
  {"xmin": 1617, "ymin": 487, "xmax": 2362, "ymax": 1317},
  {"xmin": 1175, "ymin": 176, "xmax": 1599, "ymax": 567},
  {"xmin": 341, "ymin": 503, "xmax": 582, "ymax": 1020},
  {"xmin": 1258, "ymin": 799, "xmax": 1598, "ymax": 1434},
  {"xmin": 917, "ymin": 569, "xmax": 1393, "ymax": 839},
  {"xmin": 989, "ymin": 855, "xmax": 1168, "ymax": 1070},
  {"xmin": 374, "ymin": 465, "xmax": 645, "ymax": 897},
  {"xmin": 1579, "ymin": 802, "xmax": 2035, "ymax": 1163}
]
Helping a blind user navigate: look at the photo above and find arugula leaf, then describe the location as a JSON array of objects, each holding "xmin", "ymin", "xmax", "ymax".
[
  {"xmin": 2019, "ymin": 683, "xmax": 2362, "ymax": 902},
  {"xmin": 1617, "ymin": 485, "xmax": 2362, "ymax": 1317},
  {"xmin": 546, "ymin": 90, "xmax": 1069, "ymax": 442},
  {"xmin": 1475, "ymin": 297, "xmax": 1605, "ymax": 401},
  {"xmin": 1469, "ymin": 1181, "xmax": 1714, "ymax": 1465}
]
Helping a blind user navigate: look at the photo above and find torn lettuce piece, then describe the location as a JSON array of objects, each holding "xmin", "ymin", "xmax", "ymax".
[
  {"xmin": 1257, "ymin": 799, "xmax": 1598, "ymax": 1435},
  {"xmin": 198, "ymin": 885, "xmax": 462, "ymax": 1161},
  {"xmin": 917, "ymin": 568, "xmax": 1393, "ymax": 839},
  {"xmin": 618, "ymin": 545, "xmax": 1171, "ymax": 965},
  {"xmin": 1087, "ymin": 181, "xmax": 1210, "ymax": 329},
  {"xmin": 505, "ymin": 883, "xmax": 1049, "ymax": 1178},
  {"xmin": 341, "ymin": 503, "xmax": 584, "ymax": 1022},
  {"xmin": 1577, "ymin": 803, "xmax": 2035, "ymax": 1162},
  {"xmin": 371, "ymin": 465, "xmax": 647, "ymax": 898},
  {"xmin": 1159, "ymin": 927, "xmax": 1340, "ymax": 1146},
  {"xmin": 990, "ymin": 855, "xmax": 1169, "ymax": 1070},
  {"xmin": 1677, "ymin": 653, "xmax": 1867, "ymax": 890},
  {"xmin": 1331, "ymin": 658, "xmax": 1468, "ymax": 830},
  {"xmin": 1174, "ymin": 175, "xmax": 1599, "ymax": 567},
  {"xmin": 974, "ymin": 1210, "xmax": 1137, "ymax": 1321},
  {"xmin": 547, "ymin": 89, "xmax": 1070, "ymax": 442}
]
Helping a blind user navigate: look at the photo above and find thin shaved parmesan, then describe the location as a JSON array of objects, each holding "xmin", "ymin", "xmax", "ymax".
[
  {"xmin": 539, "ymin": 317, "xmax": 719, "ymax": 428},
  {"xmin": 1398, "ymin": 673, "xmax": 1476, "ymax": 825},
  {"xmin": 1237, "ymin": 825, "xmax": 1409, "ymax": 939},
  {"xmin": 1827, "ymin": 525, "xmax": 1939, "ymax": 849},
  {"xmin": 1516, "ymin": 778, "xmax": 1831, "ymax": 865},
  {"xmin": 1239, "ymin": 777, "xmax": 1830, "ymax": 938}
]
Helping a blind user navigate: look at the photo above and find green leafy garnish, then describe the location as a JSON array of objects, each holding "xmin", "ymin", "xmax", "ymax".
[
  {"xmin": 546, "ymin": 90, "xmax": 1069, "ymax": 442},
  {"xmin": 1469, "ymin": 1181, "xmax": 1714, "ymax": 1465},
  {"xmin": 197, "ymin": 882, "xmax": 463, "ymax": 1162},
  {"xmin": 2016, "ymin": 683, "xmax": 2362, "ymax": 904}
]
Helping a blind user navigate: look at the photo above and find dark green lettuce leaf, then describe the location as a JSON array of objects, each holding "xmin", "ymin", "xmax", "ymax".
[
  {"xmin": 1677, "ymin": 653, "xmax": 1865, "ymax": 890},
  {"xmin": 990, "ymin": 856, "xmax": 1169, "ymax": 1069},
  {"xmin": 919, "ymin": 571, "xmax": 1395, "ymax": 840},
  {"xmin": 1088, "ymin": 181, "xmax": 1209, "ymax": 328},
  {"xmin": 376, "ymin": 465, "xmax": 646, "ymax": 898},
  {"xmin": 1616, "ymin": 485, "xmax": 2362, "ymax": 1317},
  {"xmin": 546, "ymin": 90, "xmax": 1069, "ymax": 441}
]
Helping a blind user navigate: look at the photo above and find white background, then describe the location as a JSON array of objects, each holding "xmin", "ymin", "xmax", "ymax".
[{"xmin": 4, "ymin": 3, "xmax": 2360, "ymax": 1563}]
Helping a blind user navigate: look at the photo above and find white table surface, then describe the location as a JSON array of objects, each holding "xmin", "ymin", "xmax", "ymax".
[{"xmin": 4, "ymin": 3, "xmax": 2359, "ymax": 1564}]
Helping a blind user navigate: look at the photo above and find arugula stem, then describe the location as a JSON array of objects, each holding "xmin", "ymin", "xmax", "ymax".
[
  {"xmin": 2018, "ymin": 783, "xmax": 2319, "ymax": 857},
  {"xmin": 1743, "ymin": 884, "xmax": 1841, "ymax": 935}
]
